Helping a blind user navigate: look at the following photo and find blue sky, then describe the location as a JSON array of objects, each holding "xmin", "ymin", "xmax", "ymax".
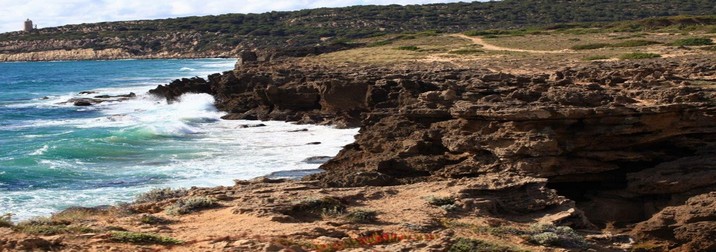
[{"xmin": 0, "ymin": 0, "xmax": 470, "ymax": 33}]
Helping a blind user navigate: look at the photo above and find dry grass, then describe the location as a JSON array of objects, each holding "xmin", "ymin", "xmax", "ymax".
[{"xmin": 313, "ymin": 34, "xmax": 471, "ymax": 65}]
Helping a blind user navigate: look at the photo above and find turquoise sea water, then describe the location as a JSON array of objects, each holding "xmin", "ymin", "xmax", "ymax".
[{"xmin": 0, "ymin": 59, "xmax": 357, "ymax": 221}]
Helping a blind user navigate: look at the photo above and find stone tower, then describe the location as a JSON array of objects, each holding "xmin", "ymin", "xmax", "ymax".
[{"xmin": 24, "ymin": 19, "xmax": 33, "ymax": 32}]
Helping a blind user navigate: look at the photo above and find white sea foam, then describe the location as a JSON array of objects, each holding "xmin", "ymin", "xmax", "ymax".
[
  {"xmin": 1, "ymin": 59, "xmax": 360, "ymax": 222},
  {"xmin": 180, "ymin": 67, "xmax": 196, "ymax": 71},
  {"xmin": 29, "ymin": 145, "xmax": 49, "ymax": 156}
]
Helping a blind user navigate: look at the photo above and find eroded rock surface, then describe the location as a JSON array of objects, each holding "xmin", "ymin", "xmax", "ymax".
[{"xmin": 148, "ymin": 57, "xmax": 716, "ymax": 249}]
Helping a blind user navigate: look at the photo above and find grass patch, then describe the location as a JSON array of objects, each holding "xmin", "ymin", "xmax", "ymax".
[
  {"xmin": 109, "ymin": 231, "xmax": 183, "ymax": 245},
  {"xmin": 671, "ymin": 37, "xmax": 714, "ymax": 46},
  {"xmin": 449, "ymin": 48, "xmax": 484, "ymax": 55},
  {"xmin": 165, "ymin": 196, "xmax": 216, "ymax": 215},
  {"xmin": 292, "ymin": 197, "xmax": 346, "ymax": 215},
  {"xmin": 571, "ymin": 43, "xmax": 610, "ymax": 50},
  {"xmin": 345, "ymin": 209, "xmax": 378, "ymax": 223},
  {"xmin": 14, "ymin": 217, "xmax": 95, "ymax": 235},
  {"xmin": 584, "ymin": 55, "xmax": 610, "ymax": 61},
  {"xmin": 464, "ymin": 28, "xmax": 544, "ymax": 37},
  {"xmin": 449, "ymin": 237, "xmax": 526, "ymax": 252},
  {"xmin": 396, "ymin": 46, "xmax": 419, "ymax": 51},
  {"xmin": 311, "ymin": 232, "xmax": 436, "ymax": 252},
  {"xmin": 612, "ymin": 40, "xmax": 660, "ymax": 47},
  {"xmin": 701, "ymin": 45, "xmax": 716, "ymax": 51},
  {"xmin": 0, "ymin": 213, "xmax": 13, "ymax": 228},
  {"xmin": 474, "ymin": 225, "xmax": 525, "ymax": 237},
  {"xmin": 426, "ymin": 196, "xmax": 455, "ymax": 207},
  {"xmin": 525, "ymin": 224, "xmax": 588, "ymax": 249},
  {"xmin": 320, "ymin": 205, "xmax": 346, "ymax": 219},
  {"xmin": 368, "ymin": 40, "xmax": 393, "ymax": 47},
  {"xmin": 138, "ymin": 214, "xmax": 173, "ymax": 225},
  {"xmin": 620, "ymin": 52, "xmax": 661, "ymax": 59},
  {"xmin": 135, "ymin": 188, "xmax": 188, "ymax": 203}
]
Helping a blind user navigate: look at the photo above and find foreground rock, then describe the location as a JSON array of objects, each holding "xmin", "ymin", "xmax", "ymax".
[
  {"xmin": 60, "ymin": 92, "xmax": 137, "ymax": 106},
  {"xmin": 0, "ymin": 178, "xmax": 615, "ymax": 251}
]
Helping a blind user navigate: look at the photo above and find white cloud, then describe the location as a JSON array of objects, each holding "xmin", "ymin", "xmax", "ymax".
[{"xmin": 0, "ymin": 0, "xmax": 471, "ymax": 33}]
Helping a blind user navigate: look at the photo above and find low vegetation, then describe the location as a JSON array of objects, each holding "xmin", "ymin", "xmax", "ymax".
[
  {"xmin": 620, "ymin": 52, "xmax": 661, "ymax": 59},
  {"xmin": 0, "ymin": 213, "xmax": 13, "ymax": 228},
  {"xmin": 13, "ymin": 217, "xmax": 94, "ymax": 235},
  {"xmin": 345, "ymin": 209, "xmax": 378, "ymax": 223},
  {"xmin": 165, "ymin": 196, "xmax": 216, "ymax": 215},
  {"xmin": 135, "ymin": 188, "xmax": 188, "ymax": 203},
  {"xmin": 292, "ymin": 197, "xmax": 346, "ymax": 215},
  {"xmin": 571, "ymin": 43, "xmax": 610, "ymax": 50},
  {"xmin": 612, "ymin": 40, "xmax": 661, "ymax": 47},
  {"xmin": 426, "ymin": 196, "xmax": 456, "ymax": 206},
  {"xmin": 449, "ymin": 237, "xmax": 527, "ymax": 252},
  {"xmin": 138, "ymin": 214, "xmax": 173, "ymax": 225},
  {"xmin": 449, "ymin": 48, "xmax": 484, "ymax": 55},
  {"xmin": 572, "ymin": 40, "xmax": 659, "ymax": 50},
  {"xmin": 109, "ymin": 231, "xmax": 183, "ymax": 245},
  {"xmin": 311, "ymin": 232, "xmax": 436, "ymax": 252},
  {"xmin": 397, "ymin": 46, "xmax": 420, "ymax": 51},
  {"xmin": 671, "ymin": 37, "xmax": 714, "ymax": 46},
  {"xmin": 584, "ymin": 55, "xmax": 610, "ymax": 60},
  {"xmin": 525, "ymin": 224, "xmax": 588, "ymax": 249}
]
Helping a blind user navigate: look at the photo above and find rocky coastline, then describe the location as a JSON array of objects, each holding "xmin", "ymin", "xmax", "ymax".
[
  {"xmin": 2, "ymin": 53, "xmax": 715, "ymax": 251},
  {"xmin": 146, "ymin": 55, "xmax": 716, "ymax": 251}
]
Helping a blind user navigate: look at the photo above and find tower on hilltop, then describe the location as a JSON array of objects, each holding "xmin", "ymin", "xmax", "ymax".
[{"xmin": 24, "ymin": 19, "xmax": 33, "ymax": 32}]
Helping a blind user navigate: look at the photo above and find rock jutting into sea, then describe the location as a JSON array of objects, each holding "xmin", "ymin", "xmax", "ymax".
[{"xmin": 147, "ymin": 56, "xmax": 716, "ymax": 250}]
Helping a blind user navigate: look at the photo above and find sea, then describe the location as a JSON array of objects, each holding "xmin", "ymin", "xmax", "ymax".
[{"xmin": 0, "ymin": 59, "xmax": 358, "ymax": 221}]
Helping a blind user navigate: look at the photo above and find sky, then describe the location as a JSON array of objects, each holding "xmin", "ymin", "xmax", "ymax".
[{"xmin": 0, "ymin": 0, "xmax": 471, "ymax": 33}]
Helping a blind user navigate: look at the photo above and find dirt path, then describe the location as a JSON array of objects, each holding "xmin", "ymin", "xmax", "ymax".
[{"xmin": 451, "ymin": 34, "xmax": 574, "ymax": 54}]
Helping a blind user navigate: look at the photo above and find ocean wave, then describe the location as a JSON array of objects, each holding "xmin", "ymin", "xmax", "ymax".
[
  {"xmin": 180, "ymin": 67, "xmax": 196, "ymax": 71},
  {"xmin": 29, "ymin": 145, "xmax": 49, "ymax": 156}
]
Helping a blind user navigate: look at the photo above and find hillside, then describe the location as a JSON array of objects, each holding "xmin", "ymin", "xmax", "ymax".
[{"xmin": 1, "ymin": 0, "xmax": 716, "ymax": 61}]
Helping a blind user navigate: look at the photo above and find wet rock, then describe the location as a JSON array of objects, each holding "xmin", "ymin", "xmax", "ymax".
[
  {"xmin": 302, "ymin": 156, "xmax": 333, "ymax": 164},
  {"xmin": 238, "ymin": 123, "xmax": 267, "ymax": 128}
]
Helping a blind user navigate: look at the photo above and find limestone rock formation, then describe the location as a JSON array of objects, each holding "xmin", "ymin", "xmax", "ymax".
[{"xmin": 148, "ymin": 57, "xmax": 716, "ymax": 249}]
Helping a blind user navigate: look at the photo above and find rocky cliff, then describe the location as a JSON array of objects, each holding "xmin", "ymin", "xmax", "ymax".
[{"xmin": 148, "ymin": 56, "xmax": 716, "ymax": 250}]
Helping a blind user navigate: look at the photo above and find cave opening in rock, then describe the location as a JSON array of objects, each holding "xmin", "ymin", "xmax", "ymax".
[{"xmin": 545, "ymin": 157, "xmax": 689, "ymax": 228}]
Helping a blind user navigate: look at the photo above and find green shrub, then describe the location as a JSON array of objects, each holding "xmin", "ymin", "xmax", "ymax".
[
  {"xmin": 138, "ymin": 214, "xmax": 173, "ymax": 225},
  {"xmin": 525, "ymin": 224, "xmax": 588, "ymax": 248},
  {"xmin": 620, "ymin": 52, "xmax": 661, "ymax": 59},
  {"xmin": 320, "ymin": 205, "xmax": 346, "ymax": 218},
  {"xmin": 397, "ymin": 46, "xmax": 419, "ymax": 51},
  {"xmin": 571, "ymin": 43, "xmax": 610, "ymax": 50},
  {"xmin": 449, "ymin": 237, "xmax": 525, "ymax": 252},
  {"xmin": 14, "ymin": 217, "xmax": 95, "ymax": 235},
  {"xmin": 426, "ymin": 196, "xmax": 455, "ymax": 207},
  {"xmin": 346, "ymin": 209, "xmax": 378, "ymax": 223},
  {"xmin": 165, "ymin": 196, "xmax": 216, "ymax": 215},
  {"xmin": 671, "ymin": 37, "xmax": 714, "ymax": 46},
  {"xmin": 135, "ymin": 188, "xmax": 188, "ymax": 203},
  {"xmin": 449, "ymin": 48, "xmax": 484, "ymax": 55},
  {"xmin": 109, "ymin": 231, "xmax": 183, "ymax": 245},
  {"xmin": 584, "ymin": 55, "xmax": 610, "ymax": 60},
  {"xmin": 0, "ymin": 213, "xmax": 13, "ymax": 228},
  {"xmin": 474, "ymin": 225, "xmax": 525, "ymax": 237},
  {"xmin": 292, "ymin": 197, "xmax": 346, "ymax": 215},
  {"xmin": 367, "ymin": 40, "xmax": 393, "ymax": 47},
  {"xmin": 611, "ymin": 40, "xmax": 660, "ymax": 47}
]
